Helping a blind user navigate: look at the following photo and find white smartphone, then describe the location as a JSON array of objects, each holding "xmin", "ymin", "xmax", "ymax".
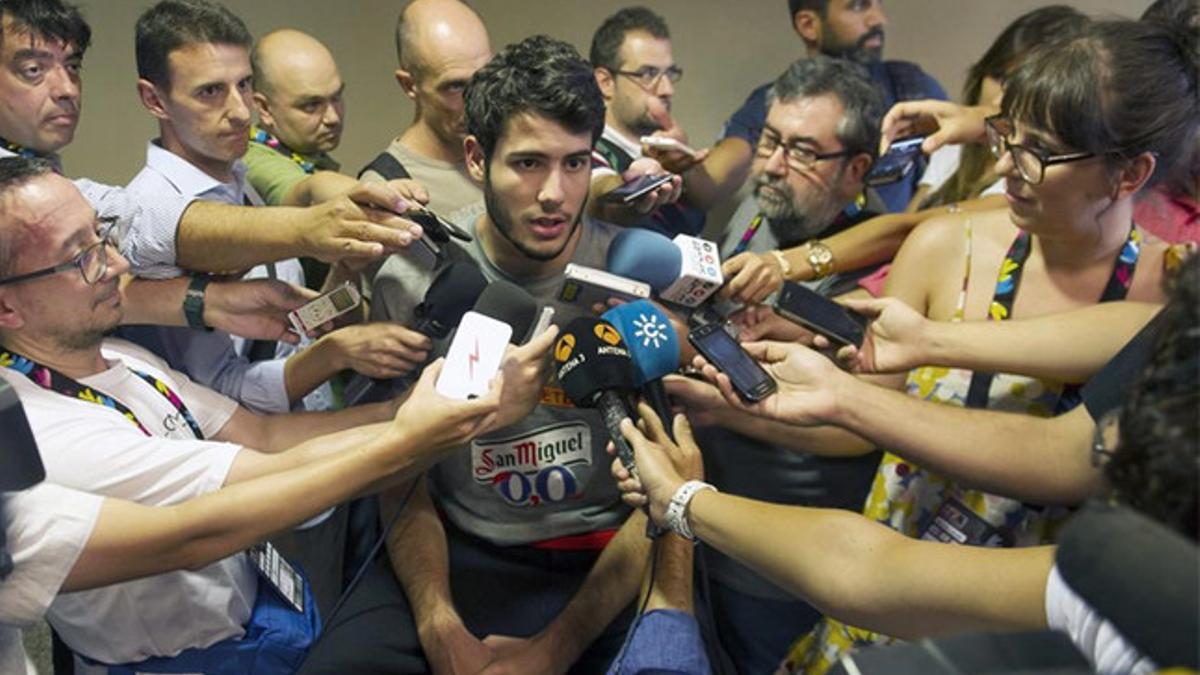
[
  {"xmin": 640, "ymin": 136, "xmax": 698, "ymax": 157},
  {"xmin": 435, "ymin": 311, "xmax": 513, "ymax": 399},
  {"xmin": 288, "ymin": 282, "xmax": 361, "ymax": 335},
  {"xmin": 558, "ymin": 263, "xmax": 651, "ymax": 307}
]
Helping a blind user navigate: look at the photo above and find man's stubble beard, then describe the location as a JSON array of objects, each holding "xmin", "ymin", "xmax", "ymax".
[{"xmin": 482, "ymin": 164, "xmax": 586, "ymax": 263}]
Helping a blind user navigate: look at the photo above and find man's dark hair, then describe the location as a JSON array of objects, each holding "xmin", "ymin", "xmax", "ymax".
[
  {"xmin": 0, "ymin": 0, "xmax": 90, "ymax": 54},
  {"xmin": 0, "ymin": 156, "xmax": 56, "ymax": 278},
  {"xmin": 135, "ymin": 0, "xmax": 252, "ymax": 90},
  {"xmin": 464, "ymin": 35, "xmax": 605, "ymax": 159},
  {"xmin": 767, "ymin": 55, "xmax": 885, "ymax": 160},
  {"xmin": 589, "ymin": 6, "xmax": 669, "ymax": 71},
  {"xmin": 787, "ymin": 0, "xmax": 828, "ymax": 21},
  {"xmin": 1141, "ymin": 0, "xmax": 1200, "ymax": 28},
  {"xmin": 1108, "ymin": 255, "xmax": 1200, "ymax": 541}
]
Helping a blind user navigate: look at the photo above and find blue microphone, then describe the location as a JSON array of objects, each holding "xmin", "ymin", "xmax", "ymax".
[
  {"xmin": 606, "ymin": 229, "xmax": 681, "ymax": 292},
  {"xmin": 603, "ymin": 300, "xmax": 680, "ymax": 439}
]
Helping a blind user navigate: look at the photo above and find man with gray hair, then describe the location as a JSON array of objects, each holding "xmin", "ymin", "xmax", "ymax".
[{"xmin": 695, "ymin": 55, "xmax": 887, "ymax": 672}]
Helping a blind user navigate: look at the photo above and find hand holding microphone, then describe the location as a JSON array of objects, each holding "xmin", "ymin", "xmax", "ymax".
[{"xmin": 610, "ymin": 402, "xmax": 704, "ymax": 530}]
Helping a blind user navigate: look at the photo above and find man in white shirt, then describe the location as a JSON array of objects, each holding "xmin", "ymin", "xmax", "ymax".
[{"xmin": 0, "ymin": 156, "xmax": 525, "ymax": 673}]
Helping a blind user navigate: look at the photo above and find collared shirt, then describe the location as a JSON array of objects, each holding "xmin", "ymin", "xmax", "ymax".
[
  {"xmin": 0, "ymin": 146, "xmax": 196, "ymax": 279},
  {"xmin": 123, "ymin": 140, "xmax": 309, "ymax": 413}
]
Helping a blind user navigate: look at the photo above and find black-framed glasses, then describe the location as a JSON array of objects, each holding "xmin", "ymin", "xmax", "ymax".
[
  {"xmin": 0, "ymin": 216, "xmax": 121, "ymax": 287},
  {"xmin": 755, "ymin": 131, "xmax": 854, "ymax": 173},
  {"xmin": 612, "ymin": 65, "xmax": 683, "ymax": 89},
  {"xmin": 985, "ymin": 115, "xmax": 1097, "ymax": 185}
]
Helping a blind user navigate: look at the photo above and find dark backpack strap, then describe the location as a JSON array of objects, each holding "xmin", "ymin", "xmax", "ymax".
[{"xmin": 357, "ymin": 151, "xmax": 411, "ymax": 180}]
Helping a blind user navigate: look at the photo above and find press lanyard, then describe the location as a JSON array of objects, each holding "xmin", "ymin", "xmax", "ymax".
[
  {"xmin": 0, "ymin": 349, "xmax": 204, "ymax": 439},
  {"xmin": 0, "ymin": 135, "xmax": 39, "ymax": 159},
  {"xmin": 249, "ymin": 127, "xmax": 315, "ymax": 174}
]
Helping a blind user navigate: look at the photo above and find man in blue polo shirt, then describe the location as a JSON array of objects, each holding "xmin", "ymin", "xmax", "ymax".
[{"xmin": 651, "ymin": 0, "xmax": 946, "ymax": 215}]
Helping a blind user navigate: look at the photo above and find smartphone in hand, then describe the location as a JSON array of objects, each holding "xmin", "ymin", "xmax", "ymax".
[
  {"xmin": 688, "ymin": 323, "xmax": 776, "ymax": 402},
  {"xmin": 603, "ymin": 173, "xmax": 674, "ymax": 203},
  {"xmin": 435, "ymin": 311, "xmax": 512, "ymax": 400}
]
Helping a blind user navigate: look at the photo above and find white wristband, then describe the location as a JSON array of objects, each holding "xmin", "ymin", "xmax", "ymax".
[{"xmin": 665, "ymin": 480, "xmax": 717, "ymax": 541}]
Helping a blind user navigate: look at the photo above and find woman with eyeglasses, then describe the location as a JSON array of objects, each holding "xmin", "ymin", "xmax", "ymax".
[{"xmin": 700, "ymin": 17, "xmax": 1198, "ymax": 673}]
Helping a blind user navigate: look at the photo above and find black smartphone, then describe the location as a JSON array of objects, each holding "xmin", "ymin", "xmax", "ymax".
[
  {"xmin": 688, "ymin": 323, "xmax": 777, "ymax": 402},
  {"xmin": 604, "ymin": 173, "xmax": 674, "ymax": 203},
  {"xmin": 773, "ymin": 281, "xmax": 869, "ymax": 348},
  {"xmin": 406, "ymin": 207, "xmax": 473, "ymax": 244},
  {"xmin": 865, "ymin": 135, "xmax": 926, "ymax": 187}
]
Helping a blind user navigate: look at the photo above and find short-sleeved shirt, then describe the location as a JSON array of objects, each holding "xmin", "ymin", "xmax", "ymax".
[
  {"xmin": 243, "ymin": 134, "xmax": 340, "ymax": 207},
  {"xmin": 1045, "ymin": 564, "xmax": 1156, "ymax": 674},
  {"xmin": 360, "ymin": 138, "xmax": 482, "ymax": 221},
  {"xmin": 0, "ymin": 338, "xmax": 254, "ymax": 668},
  {"xmin": 0, "ymin": 146, "xmax": 196, "ymax": 279},
  {"xmin": 722, "ymin": 60, "xmax": 948, "ymax": 213},
  {"xmin": 369, "ymin": 208, "xmax": 632, "ymax": 545}
]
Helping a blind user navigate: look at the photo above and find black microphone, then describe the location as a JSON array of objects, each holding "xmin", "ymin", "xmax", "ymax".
[
  {"xmin": 468, "ymin": 279, "xmax": 540, "ymax": 344},
  {"xmin": 344, "ymin": 260, "xmax": 488, "ymax": 404},
  {"xmin": 553, "ymin": 316, "xmax": 639, "ymax": 471},
  {"xmin": 553, "ymin": 317, "xmax": 662, "ymax": 538}
]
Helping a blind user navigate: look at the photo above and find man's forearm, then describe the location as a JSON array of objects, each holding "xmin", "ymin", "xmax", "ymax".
[
  {"xmin": 257, "ymin": 397, "xmax": 399, "ymax": 451},
  {"xmin": 67, "ymin": 426, "xmax": 415, "ymax": 592},
  {"xmin": 826, "ymin": 374, "xmax": 1104, "ymax": 504},
  {"xmin": 922, "ymin": 301, "xmax": 1161, "ymax": 383},
  {"xmin": 686, "ymin": 490, "xmax": 1052, "ymax": 640},
  {"xmin": 283, "ymin": 171, "xmax": 356, "ymax": 207},
  {"xmin": 680, "ymin": 138, "xmax": 751, "ymax": 212},
  {"xmin": 176, "ymin": 200, "xmax": 312, "ymax": 272},
  {"xmin": 537, "ymin": 511, "xmax": 652, "ymax": 662},
  {"xmin": 119, "ymin": 275, "xmax": 188, "ymax": 326},
  {"xmin": 644, "ymin": 534, "xmax": 693, "ymax": 614},
  {"xmin": 282, "ymin": 338, "xmax": 344, "ymax": 403},
  {"xmin": 385, "ymin": 478, "xmax": 459, "ymax": 630},
  {"xmin": 708, "ymin": 407, "xmax": 876, "ymax": 457}
]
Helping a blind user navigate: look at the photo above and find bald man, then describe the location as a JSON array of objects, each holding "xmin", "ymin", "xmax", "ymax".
[
  {"xmin": 246, "ymin": 29, "xmax": 346, "ymax": 207},
  {"xmin": 359, "ymin": 0, "xmax": 491, "ymax": 217}
]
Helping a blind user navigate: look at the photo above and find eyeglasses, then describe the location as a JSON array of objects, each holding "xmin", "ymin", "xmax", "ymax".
[
  {"xmin": 755, "ymin": 132, "xmax": 854, "ymax": 173},
  {"xmin": 984, "ymin": 115, "xmax": 1098, "ymax": 185},
  {"xmin": 0, "ymin": 216, "xmax": 121, "ymax": 287},
  {"xmin": 612, "ymin": 65, "xmax": 683, "ymax": 89}
]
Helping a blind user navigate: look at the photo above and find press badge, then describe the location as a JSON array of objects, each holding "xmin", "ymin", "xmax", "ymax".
[
  {"xmin": 249, "ymin": 542, "xmax": 305, "ymax": 613},
  {"xmin": 920, "ymin": 497, "xmax": 1012, "ymax": 548}
]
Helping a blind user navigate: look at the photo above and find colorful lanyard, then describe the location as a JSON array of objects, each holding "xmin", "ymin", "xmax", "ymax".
[
  {"xmin": 0, "ymin": 135, "xmax": 42, "ymax": 159},
  {"xmin": 729, "ymin": 193, "xmax": 867, "ymax": 256},
  {"xmin": 964, "ymin": 226, "xmax": 1141, "ymax": 410},
  {"xmin": 0, "ymin": 350, "xmax": 204, "ymax": 439},
  {"xmin": 249, "ymin": 127, "xmax": 315, "ymax": 174}
]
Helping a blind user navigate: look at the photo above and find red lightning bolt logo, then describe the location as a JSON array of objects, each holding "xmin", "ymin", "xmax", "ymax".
[{"xmin": 467, "ymin": 335, "xmax": 481, "ymax": 381}]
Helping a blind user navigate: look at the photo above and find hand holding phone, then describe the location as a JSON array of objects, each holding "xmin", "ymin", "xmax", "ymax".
[
  {"xmin": 687, "ymin": 323, "xmax": 776, "ymax": 402},
  {"xmin": 603, "ymin": 173, "xmax": 675, "ymax": 203},
  {"xmin": 435, "ymin": 311, "xmax": 513, "ymax": 399},
  {"xmin": 288, "ymin": 282, "xmax": 362, "ymax": 335},
  {"xmin": 865, "ymin": 135, "xmax": 926, "ymax": 187},
  {"xmin": 640, "ymin": 136, "xmax": 698, "ymax": 158}
]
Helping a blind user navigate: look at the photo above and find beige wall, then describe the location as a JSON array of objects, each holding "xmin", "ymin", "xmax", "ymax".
[{"xmin": 64, "ymin": 0, "xmax": 1148, "ymax": 185}]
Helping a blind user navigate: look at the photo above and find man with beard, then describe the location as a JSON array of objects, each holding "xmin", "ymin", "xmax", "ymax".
[
  {"xmin": 698, "ymin": 55, "xmax": 887, "ymax": 673},
  {"xmin": 588, "ymin": 6, "xmax": 699, "ymax": 236},
  {"xmin": 650, "ymin": 0, "xmax": 945, "ymax": 217},
  {"xmin": 364, "ymin": 36, "xmax": 647, "ymax": 674}
]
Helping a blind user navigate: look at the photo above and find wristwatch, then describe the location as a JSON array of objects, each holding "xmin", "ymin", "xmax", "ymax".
[
  {"xmin": 665, "ymin": 480, "xmax": 717, "ymax": 541},
  {"xmin": 805, "ymin": 239, "xmax": 835, "ymax": 280},
  {"xmin": 183, "ymin": 275, "xmax": 213, "ymax": 331}
]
